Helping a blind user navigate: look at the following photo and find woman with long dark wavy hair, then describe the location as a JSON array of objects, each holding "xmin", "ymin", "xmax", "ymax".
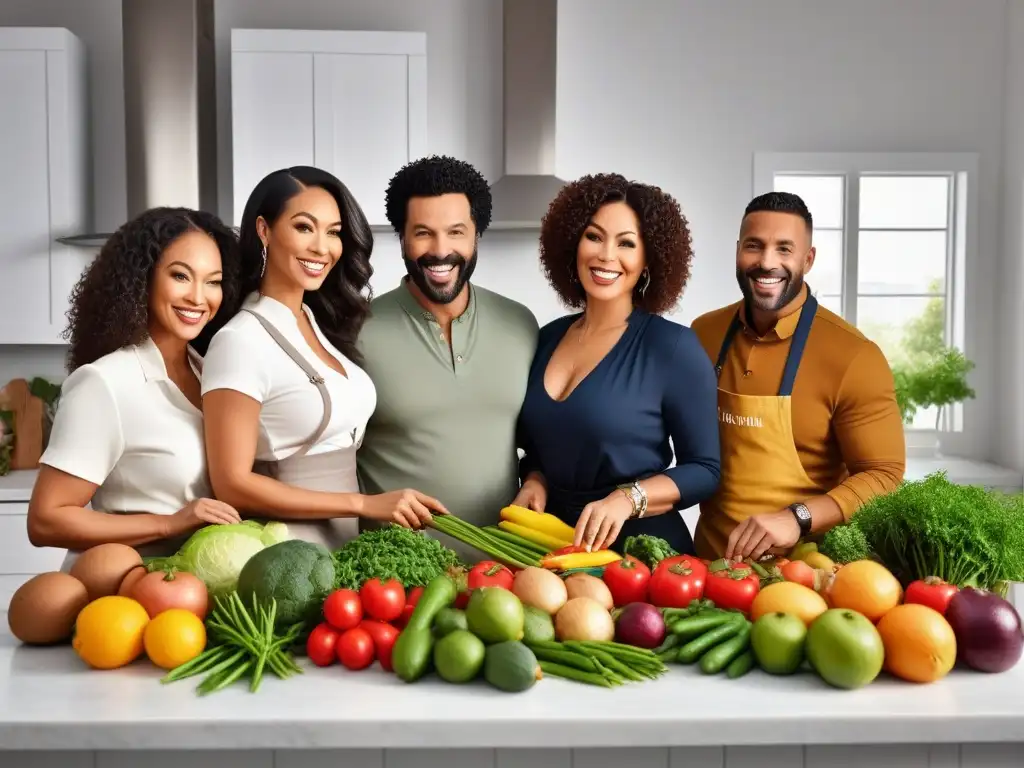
[
  {"xmin": 201, "ymin": 166, "xmax": 447, "ymax": 549},
  {"xmin": 28, "ymin": 207, "xmax": 243, "ymax": 568}
]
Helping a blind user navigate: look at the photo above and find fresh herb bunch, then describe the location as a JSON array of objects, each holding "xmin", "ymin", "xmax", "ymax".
[
  {"xmin": 819, "ymin": 523, "xmax": 871, "ymax": 564},
  {"xmin": 622, "ymin": 534, "xmax": 677, "ymax": 570},
  {"xmin": 332, "ymin": 524, "xmax": 462, "ymax": 590},
  {"xmin": 161, "ymin": 592, "xmax": 303, "ymax": 695},
  {"xmin": 821, "ymin": 472, "xmax": 1024, "ymax": 590}
]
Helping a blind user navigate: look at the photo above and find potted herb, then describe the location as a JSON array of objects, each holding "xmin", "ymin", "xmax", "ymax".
[{"xmin": 893, "ymin": 347, "xmax": 975, "ymax": 456}]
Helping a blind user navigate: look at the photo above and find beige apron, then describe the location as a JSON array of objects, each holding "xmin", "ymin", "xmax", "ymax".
[
  {"xmin": 693, "ymin": 294, "xmax": 824, "ymax": 560},
  {"xmin": 242, "ymin": 308, "xmax": 359, "ymax": 551}
]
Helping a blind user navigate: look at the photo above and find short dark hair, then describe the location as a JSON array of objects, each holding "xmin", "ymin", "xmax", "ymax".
[
  {"xmin": 539, "ymin": 173, "xmax": 694, "ymax": 315},
  {"xmin": 384, "ymin": 155, "xmax": 492, "ymax": 235},
  {"xmin": 233, "ymin": 166, "xmax": 374, "ymax": 365},
  {"xmin": 64, "ymin": 207, "xmax": 240, "ymax": 372},
  {"xmin": 743, "ymin": 191, "xmax": 813, "ymax": 232}
]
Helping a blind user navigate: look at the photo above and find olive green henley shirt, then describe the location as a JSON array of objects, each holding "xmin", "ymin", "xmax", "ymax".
[{"xmin": 356, "ymin": 279, "xmax": 539, "ymax": 559}]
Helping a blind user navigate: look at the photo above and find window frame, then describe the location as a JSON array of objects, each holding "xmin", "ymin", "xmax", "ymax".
[{"xmin": 752, "ymin": 151, "xmax": 979, "ymax": 442}]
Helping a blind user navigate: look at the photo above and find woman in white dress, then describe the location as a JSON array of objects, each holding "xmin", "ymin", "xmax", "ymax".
[
  {"xmin": 27, "ymin": 207, "xmax": 244, "ymax": 568},
  {"xmin": 201, "ymin": 166, "xmax": 447, "ymax": 549}
]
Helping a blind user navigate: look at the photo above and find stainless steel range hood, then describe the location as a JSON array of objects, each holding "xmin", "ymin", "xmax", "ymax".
[{"xmin": 488, "ymin": 0, "xmax": 566, "ymax": 231}]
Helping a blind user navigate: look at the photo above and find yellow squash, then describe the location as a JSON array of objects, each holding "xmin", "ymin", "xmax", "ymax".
[
  {"xmin": 497, "ymin": 521, "xmax": 572, "ymax": 552},
  {"xmin": 499, "ymin": 505, "xmax": 576, "ymax": 541},
  {"xmin": 541, "ymin": 550, "xmax": 622, "ymax": 571}
]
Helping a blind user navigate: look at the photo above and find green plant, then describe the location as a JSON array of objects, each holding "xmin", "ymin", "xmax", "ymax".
[{"xmin": 893, "ymin": 348, "xmax": 975, "ymax": 428}]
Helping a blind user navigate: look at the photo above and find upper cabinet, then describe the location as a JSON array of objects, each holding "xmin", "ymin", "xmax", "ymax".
[
  {"xmin": 230, "ymin": 29, "xmax": 428, "ymax": 228},
  {"xmin": 0, "ymin": 28, "xmax": 89, "ymax": 345}
]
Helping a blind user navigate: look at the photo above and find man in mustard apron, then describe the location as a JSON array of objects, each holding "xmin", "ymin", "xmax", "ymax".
[{"xmin": 690, "ymin": 191, "xmax": 906, "ymax": 561}]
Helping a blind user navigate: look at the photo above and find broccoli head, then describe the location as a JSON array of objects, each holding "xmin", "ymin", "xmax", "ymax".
[{"xmin": 236, "ymin": 539, "xmax": 336, "ymax": 627}]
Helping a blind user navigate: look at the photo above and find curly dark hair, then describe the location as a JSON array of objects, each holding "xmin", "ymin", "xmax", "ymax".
[
  {"xmin": 384, "ymin": 155, "xmax": 492, "ymax": 235},
  {"xmin": 538, "ymin": 173, "xmax": 694, "ymax": 315},
  {"xmin": 232, "ymin": 166, "xmax": 374, "ymax": 366},
  {"xmin": 63, "ymin": 207, "xmax": 240, "ymax": 372}
]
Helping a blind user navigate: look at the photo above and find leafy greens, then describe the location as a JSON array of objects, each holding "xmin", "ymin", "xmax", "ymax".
[{"xmin": 332, "ymin": 524, "xmax": 462, "ymax": 590}]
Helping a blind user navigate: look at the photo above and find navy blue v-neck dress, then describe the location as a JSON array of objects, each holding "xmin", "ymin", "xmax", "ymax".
[{"xmin": 516, "ymin": 309, "xmax": 721, "ymax": 555}]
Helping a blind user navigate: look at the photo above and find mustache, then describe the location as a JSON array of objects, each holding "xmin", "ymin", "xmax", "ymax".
[
  {"xmin": 746, "ymin": 267, "xmax": 791, "ymax": 280},
  {"xmin": 414, "ymin": 253, "xmax": 465, "ymax": 267}
]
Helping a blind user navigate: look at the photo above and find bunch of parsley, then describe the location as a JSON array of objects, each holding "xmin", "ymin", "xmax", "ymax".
[
  {"xmin": 820, "ymin": 472, "xmax": 1024, "ymax": 592},
  {"xmin": 331, "ymin": 525, "xmax": 462, "ymax": 590}
]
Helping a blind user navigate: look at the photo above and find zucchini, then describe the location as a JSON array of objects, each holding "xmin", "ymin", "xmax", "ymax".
[{"xmin": 392, "ymin": 573, "xmax": 458, "ymax": 682}]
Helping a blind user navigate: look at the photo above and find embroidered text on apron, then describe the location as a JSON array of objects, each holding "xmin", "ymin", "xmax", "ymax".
[{"xmin": 692, "ymin": 294, "xmax": 822, "ymax": 560}]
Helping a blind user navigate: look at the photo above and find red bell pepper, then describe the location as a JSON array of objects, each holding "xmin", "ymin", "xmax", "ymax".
[
  {"xmin": 602, "ymin": 555, "xmax": 652, "ymax": 607},
  {"xmin": 648, "ymin": 555, "xmax": 707, "ymax": 608},
  {"xmin": 904, "ymin": 576, "xmax": 959, "ymax": 616},
  {"xmin": 467, "ymin": 561, "xmax": 514, "ymax": 591},
  {"xmin": 703, "ymin": 560, "xmax": 760, "ymax": 614}
]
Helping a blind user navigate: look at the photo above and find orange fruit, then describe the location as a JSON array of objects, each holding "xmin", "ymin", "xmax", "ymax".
[
  {"xmin": 877, "ymin": 603, "xmax": 957, "ymax": 683},
  {"xmin": 828, "ymin": 560, "xmax": 902, "ymax": 622},
  {"xmin": 751, "ymin": 581, "xmax": 829, "ymax": 626},
  {"xmin": 72, "ymin": 595, "xmax": 150, "ymax": 669},
  {"xmin": 143, "ymin": 608, "xmax": 207, "ymax": 670}
]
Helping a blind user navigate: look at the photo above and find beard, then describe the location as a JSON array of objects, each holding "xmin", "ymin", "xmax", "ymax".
[
  {"xmin": 404, "ymin": 247, "xmax": 478, "ymax": 305},
  {"xmin": 737, "ymin": 264, "xmax": 805, "ymax": 312}
]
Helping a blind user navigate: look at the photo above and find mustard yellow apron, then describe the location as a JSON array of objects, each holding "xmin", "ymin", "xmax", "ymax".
[{"xmin": 693, "ymin": 294, "xmax": 823, "ymax": 560}]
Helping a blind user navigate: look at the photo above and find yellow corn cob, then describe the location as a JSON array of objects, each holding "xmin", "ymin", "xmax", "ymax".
[
  {"xmin": 499, "ymin": 504, "xmax": 576, "ymax": 541},
  {"xmin": 542, "ymin": 550, "xmax": 622, "ymax": 570},
  {"xmin": 497, "ymin": 521, "xmax": 572, "ymax": 552}
]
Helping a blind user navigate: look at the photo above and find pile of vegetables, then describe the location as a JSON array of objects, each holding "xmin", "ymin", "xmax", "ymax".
[
  {"xmin": 331, "ymin": 525, "xmax": 461, "ymax": 590},
  {"xmin": 820, "ymin": 472, "xmax": 1024, "ymax": 592}
]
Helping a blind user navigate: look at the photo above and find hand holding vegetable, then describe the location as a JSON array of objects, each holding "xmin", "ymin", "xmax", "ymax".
[
  {"xmin": 169, "ymin": 498, "xmax": 242, "ymax": 535},
  {"xmin": 574, "ymin": 492, "xmax": 634, "ymax": 551},
  {"xmin": 360, "ymin": 489, "xmax": 449, "ymax": 529},
  {"xmin": 511, "ymin": 472, "xmax": 548, "ymax": 512},
  {"xmin": 725, "ymin": 510, "xmax": 801, "ymax": 561}
]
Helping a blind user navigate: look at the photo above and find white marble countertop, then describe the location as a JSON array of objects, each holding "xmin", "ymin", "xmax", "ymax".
[{"xmin": 1, "ymin": 615, "xmax": 1022, "ymax": 750}]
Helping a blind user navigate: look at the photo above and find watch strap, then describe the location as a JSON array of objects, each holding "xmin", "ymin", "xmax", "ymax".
[{"xmin": 789, "ymin": 503, "xmax": 812, "ymax": 536}]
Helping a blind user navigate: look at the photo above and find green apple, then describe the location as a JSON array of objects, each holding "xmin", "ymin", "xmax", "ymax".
[
  {"xmin": 751, "ymin": 612, "xmax": 807, "ymax": 675},
  {"xmin": 806, "ymin": 608, "xmax": 885, "ymax": 689}
]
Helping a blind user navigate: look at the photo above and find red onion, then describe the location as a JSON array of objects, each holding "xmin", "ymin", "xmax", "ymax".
[
  {"xmin": 945, "ymin": 587, "xmax": 1024, "ymax": 673},
  {"xmin": 614, "ymin": 602, "xmax": 666, "ymax": 649}
]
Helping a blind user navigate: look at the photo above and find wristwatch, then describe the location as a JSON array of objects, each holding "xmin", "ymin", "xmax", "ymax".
[{"xmin": 789, "ymin": 502, "xmax": 812, "ymax": 537}]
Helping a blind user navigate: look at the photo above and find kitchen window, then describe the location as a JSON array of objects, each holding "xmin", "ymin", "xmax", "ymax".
[{"xmin": 753, "ymin": 152, "xmax": 978, "ymax": 436}]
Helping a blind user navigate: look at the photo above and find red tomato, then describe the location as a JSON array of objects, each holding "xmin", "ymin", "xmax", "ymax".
[
  {"xmin": 703, "ymin": 562, "xmax": 760, "ymax": 614},
  {"xmin": 359, "ymin": 578, "xmax": 406, "ymax": 623},
  {"xmin": 306, "ymin": 622, "xmax": 339, "ymax": 667},
  {"xmin": 359, "ymin": 619, "xmax": 400, "ymax": 672},
  {"xmin": 323, "ymin": 589, "xmax": 363, "ymax": 631},
  {"xmin": 336, "ymin": 627, "xmax": 375, "ymax": 670},
  {"xmin": 905, "ymin": 577, "xmax": 959, "ymax": 616},
  {"xmin": 780, "ymin": 560, "xmax": 816, "ymax": 590},
  {"xmin": 395, "ymin": 586, "xmax": 424, "ymax": 628},
  {"xmin": 602, "ymin": 556, "xmax": 651, "ymax": 607},
  {"xmin": 130, "ymin": 568, "xmax": 209, "ymax": 620},
  {"xmin": 648, "ymin": 556, "xmax": 707, "ymax": 608},
  {"xmin": 467, "ymin": 561, "xmax": 514, "ymax": 591},
  {"xmin": 454, "ymin": 591, "xmax": 470, "ymax": 609}
]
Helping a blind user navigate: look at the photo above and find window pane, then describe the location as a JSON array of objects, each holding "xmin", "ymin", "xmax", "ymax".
[
  {"xmin": 856, "ymin": 296, "xmax": 946, "ymax": 367},
  {"xmin": 808, "ymin": 228, "xmax": 843, "ymax": 296},
  {"xmin": 774, "ymin": 174, "xmax": 844, "ymax": 229},
  {"xmin": 859, "ymin": 175, "xmax": 949, "ymax": 229},
  {"xmin": 857, "ymin": 230, "xmax": 947, "ymax": 295},
  {"xmin": 817, "ymin": 293, "xmax": 843, "ymax": 317}
]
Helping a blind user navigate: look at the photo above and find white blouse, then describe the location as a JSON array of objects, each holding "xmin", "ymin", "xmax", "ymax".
[
  {"xmin": 39, "ymin": 337, "xmax": 210, "ymax": 516},
  {"xmin": 201, "ymin": 292, "xmax": 378, "ymax": 462}
]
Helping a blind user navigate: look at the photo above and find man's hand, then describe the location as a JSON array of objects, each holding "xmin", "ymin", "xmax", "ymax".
[{"xmin": 725, "ymin": 510, "xmax": 801, "ymax": 561}]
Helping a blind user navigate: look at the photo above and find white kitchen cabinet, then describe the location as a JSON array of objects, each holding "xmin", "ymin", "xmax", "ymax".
[
  {"xmin": 0, "ymin": 28, "xmax": 89, "ymax": 345},
  {"xmin": 0, "ymin": 470, "xmax": 65, "ymax": 608},
  {"xmin": 230, "ymin": 29, "xmax": 427, "ymax": 228}
]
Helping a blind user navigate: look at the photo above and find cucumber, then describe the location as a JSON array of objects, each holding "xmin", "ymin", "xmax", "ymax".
[
  {"xmin": 699, "ymin": 621, "xmax": 752, "ymax": 675},
  {"xmin": 670, "ymin": 612, "xmax": 736, "ymax": 640},
  {"xmin": 726, "ymin": 650, "xmax": 755, "ymax": 679},
  {"xmin": 676, "ymin": 616, "xmax": 745, "ymax": 664},
  {"xmin": 392, "ymin": 573, "xmax": 458, "ymax": 682}
]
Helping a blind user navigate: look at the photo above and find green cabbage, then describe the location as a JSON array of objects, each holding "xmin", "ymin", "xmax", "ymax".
[{"xmin": 148, "ymin": 521, "xmax": 292, "ymax": 597}]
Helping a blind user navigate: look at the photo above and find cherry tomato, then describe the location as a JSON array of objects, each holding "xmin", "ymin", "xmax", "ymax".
[
  {"xmin": 395, "ymin": 586, "xmax": 424, "ymax": 628},
  {"xmin": 306, "ymin": 622, "xmax": 339, "ymax": 667},
  {"xmin": 359, "ymin": 619, "xmax": 400, "ymax": 672},
  {"xmin": 359, "ymin": 578, "xmax": 406, "ymax": 623},
  {"xmin": 336, "ymin": 627, "xmax": 375, "ymax": 670},
  {"xmin": 323, "ymin": 589, "xmax": 363, "ymax": 631}
]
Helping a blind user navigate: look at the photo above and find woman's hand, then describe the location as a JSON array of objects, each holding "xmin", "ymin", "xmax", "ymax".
[
  {"xmin": 574, "ymin": 491, "xmax": 634, "ymax": 551},
  {"xmin": 511, "ymin": 472, "xmax": 548, "ymax": 511},
  {"xmin": 169, "ymin": 498, "xmax": 242, "ymax": 536},
  {"xmin": 361, "ymin": 489, "xmax": 449, "ymax": 529}
]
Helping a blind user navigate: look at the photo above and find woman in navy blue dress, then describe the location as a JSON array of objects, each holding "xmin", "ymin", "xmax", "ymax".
[{"xmin": 513, "ymin": 173, "xmax": 721, "ymax": 555}]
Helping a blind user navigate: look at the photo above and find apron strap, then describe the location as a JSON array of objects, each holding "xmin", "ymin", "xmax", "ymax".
[
  {"xmin": 713, "ymin": 290, "xmax": 819, "ymax": 397},
  {"xmin": 241, "ymin": 308, "xmax": 333, "ymax": 460}
]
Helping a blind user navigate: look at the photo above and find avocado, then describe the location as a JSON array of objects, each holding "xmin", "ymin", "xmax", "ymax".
[
  {"xmin": 483, "ymin": 641, "xmax": 542, "ymax": 693},
  {"xmin": 522, "ymin": 606, "xmax": 555, "ymax": 644},
  {"xmin": 433, "ymin": 607, "xmax": 469, "ymax": 638},
  {"xmin": 433, "ymin": 629, "xmax": 485, "ymax": 683}
]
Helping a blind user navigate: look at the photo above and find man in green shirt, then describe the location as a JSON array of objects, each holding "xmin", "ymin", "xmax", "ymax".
[{"xmin": 356, "ymin": 156, "xmax": 539, "ymax": 559}]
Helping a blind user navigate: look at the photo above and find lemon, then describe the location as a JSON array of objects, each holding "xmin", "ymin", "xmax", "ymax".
[
  {"xmin": 72, "ymin": 595, "xmax": 150, "ymax": 669},
  {"xmin": 143, "ymin": 608, "xmax": 207, "ymax": 670}
]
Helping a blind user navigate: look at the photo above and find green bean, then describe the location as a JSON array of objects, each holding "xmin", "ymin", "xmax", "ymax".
[
  {"xmin": 566, "ymin": 643, "xmax": 645, "ymax": 682},
  {"xmin": 160, "ymin": 645, "xmax": 233, "ymax": 683},
  {"xmin": 529, "ymin": 646, "xmax": 599, "ymax": 672},
  {"xmin": 200, "ymin": 660, "xmax": 252, "ymax": 695},
  {"xmin": 539, "ymin": 661, "xmax": 612, "ymax": 687},
  {"xmin": 483, "ymin": 527, "xmax": 550, "ymax": 556}
]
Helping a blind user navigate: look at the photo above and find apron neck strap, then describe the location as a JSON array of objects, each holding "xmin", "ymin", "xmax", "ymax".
[{"xmin": 714, "ymin": 291, "xmax": 819, "ymax": 397}]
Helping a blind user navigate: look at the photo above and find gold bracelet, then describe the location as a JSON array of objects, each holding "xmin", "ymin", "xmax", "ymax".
[{"xmin": 617, "ymin": 482, "xmax": 646, "ymax": 519}]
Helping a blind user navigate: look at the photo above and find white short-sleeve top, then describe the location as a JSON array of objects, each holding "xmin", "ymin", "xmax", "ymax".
[
  {"xmin": 200, "ymin": 292, "xmax": 378, "ymax": 461},
  {"xmin": 39, "ymin": 338, "xmax": 211, "ymax": 515}
]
